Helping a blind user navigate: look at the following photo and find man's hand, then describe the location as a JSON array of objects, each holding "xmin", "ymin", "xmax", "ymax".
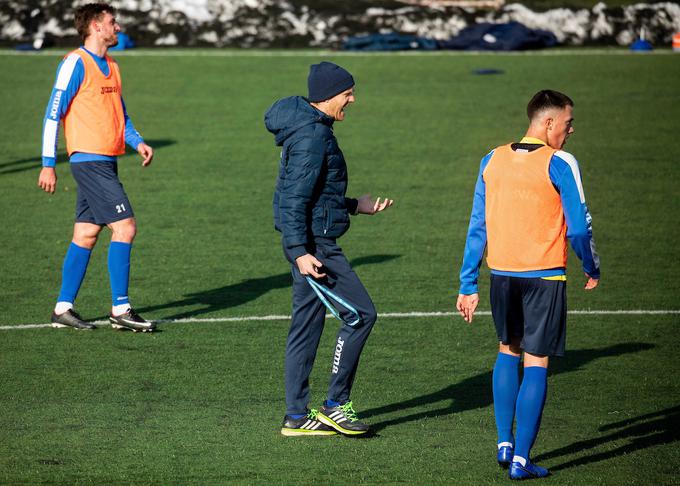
[
  {"xmin": 456, "ymin": 293, "xmax": 479, "ymax": 323},
  {"xmin": 296, "ymin": 254, "xmax": 326, "ymax": 279},
  {"xmin": 357, "ymin": 194, "xmax": 394, "ymax": 215},
  {"xmin": 38, "ymin": 167, "xmax": 57, "ymax": 193},
  {"xmin": 584, "ymin": 274, "xmax": 599, "ymax": 290},
  {"xmin": 137, "ymin": 142, "xmax": 154, "ymax": 167}
]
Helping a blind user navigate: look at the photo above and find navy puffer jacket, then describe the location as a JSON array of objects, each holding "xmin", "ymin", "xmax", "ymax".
[{"xmin": 265, "ymin": 96, "xmax": 358, "ymax": 260}]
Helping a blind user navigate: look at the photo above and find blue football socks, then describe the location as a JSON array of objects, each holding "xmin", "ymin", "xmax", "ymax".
[
  {"xmin": 108, "ymin": 241, "xmax": 131, "ymax": 307},
  {"xmin": 514, "ymin": 366, "xmax": 548, "ymax": 462},
  {"xmin": 56, "ymin": 242, "xmax": 92, "ymax": 307},
  {"xmin": 289, "ymin": 414, "xmax": 306, "ymax": 420},
  {"xmin": 325, "ymin": 399, "xmax": 341, "ymax": 407},
  {"xmin": 493, "ymin": 352, "xmax": 521, "ymax": 446}
]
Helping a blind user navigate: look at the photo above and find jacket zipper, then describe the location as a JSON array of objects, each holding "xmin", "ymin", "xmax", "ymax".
[{"xmin": 323, "ymin": 204, "xmax": 329, "ymax": 235}]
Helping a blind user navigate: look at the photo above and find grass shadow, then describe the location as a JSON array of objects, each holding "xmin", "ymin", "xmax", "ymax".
[
  {"xmin": 362, "ymin": 342, "xmax": 655, "ymax": 433},
  {"xmin": 533, "ymin": 404, "xmax": 680, "ymax": 471},
  {"xmin": 0, "ymin": 139, "xmax": 176, "ymax": 175},
  {"xmin": 136, "ymin": 253, "xmax": 401, "ymax": 320}
]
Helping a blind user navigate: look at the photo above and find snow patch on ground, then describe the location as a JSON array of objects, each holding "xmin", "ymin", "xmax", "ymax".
[{"xmin": 1, "ymin": 1, "xmax": 679, "ymax": 48}]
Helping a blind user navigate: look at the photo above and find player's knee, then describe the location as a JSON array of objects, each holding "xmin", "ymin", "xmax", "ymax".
[
  {"xmin": 73, "ymin": 234, "xmax": 98, "ymax": 249},
  {"xmin": 499, "ymin": 339, "xmax": 522, "ymax": 356},
  {"xmin": 361, "ymin": 305, "xmax": 378, "ymax": 328},
  {"xmin": 110, "ymin": 218, "xmax": 137, "ymax": 242},
  {"xmin": 524, "ymin": 352, "xmax": 549, "ymax": 368},
  {"xmin": 72, "ymin": 223, "xmax": 101, "ymax": 249}
]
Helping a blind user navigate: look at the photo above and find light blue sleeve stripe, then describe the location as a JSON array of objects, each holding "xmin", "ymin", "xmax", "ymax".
[
  {"xmin": 41, "ymin": 56, "xmax": 84, "ymax": 167},
  {"xmin": 459, "ymin": 150, "xmax": 494, "ymax": 295},
  {"xmin": 551, "ymin": 153, "xmax": 600, "ymax": 279}
]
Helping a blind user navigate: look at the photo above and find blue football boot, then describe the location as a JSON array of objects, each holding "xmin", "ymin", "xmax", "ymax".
[
  {"xmin": 497, "ymin": 445, "xmax": 514, "ymax": 468},
  {"xmin": 509, "ymin": 460, "xmax": 550, "ymax": 480}
]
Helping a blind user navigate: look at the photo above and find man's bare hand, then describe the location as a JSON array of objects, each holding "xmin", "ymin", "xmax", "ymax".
[
  {"xmin": 137, "ymin": 142, "xmax": 154, "ymax": 167},
  {"xmin": 296, "ymin": 254, "xmax": 326, "ymax": 279},
  {"xmin": 456, "ymin": 293, "xmax": 480, "ymax": 323},
  {"xmin": 38, "ymin": 167, "xmax": 57, "ymax": 193},
  {"xmin": 357, "ymin": 194, "xmax": 394, "ymax": 215},
  {"xmin": 584, "ymin": 274, "xmax": 599, "ymax": 290}
]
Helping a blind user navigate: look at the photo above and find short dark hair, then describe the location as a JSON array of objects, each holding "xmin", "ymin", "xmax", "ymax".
[
  {"xmin": 527, "ymin": 90, "xmax": 574, "ymax": 120},
  {"xmin": 74, "ymin": 3, "xmax": 116, "ymax": 41}
]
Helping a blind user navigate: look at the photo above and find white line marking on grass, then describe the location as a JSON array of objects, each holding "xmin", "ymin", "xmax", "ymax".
[
  {"xmin": 0, "ymin": 49, "xmax": 675, "ymax": 58},
  {"xmin": 1, "ymin": 309, "xmax": 678, "ymax": 331}
]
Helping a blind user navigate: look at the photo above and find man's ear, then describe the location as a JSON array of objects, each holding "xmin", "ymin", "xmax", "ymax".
[
  {"xmin": 91, "ymin": 18, "xmax": 101, "ymax": 34},
  {"xmin": 545, "ymin": 117, "xmax": 554, "ymax": 131}
]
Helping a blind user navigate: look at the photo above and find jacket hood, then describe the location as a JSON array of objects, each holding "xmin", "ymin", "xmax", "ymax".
[{"xmin": 264, "ymin": 96, "xmax": 333, "ymax": 146}]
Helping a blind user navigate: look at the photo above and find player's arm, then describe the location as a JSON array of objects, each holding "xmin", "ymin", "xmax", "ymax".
[
  {"xmin": 280, "ymin": 136, "xmax": 326, "ymax": 278},
  {"xmin": 552, "ymin": 152, "xmax": 600, "ymax": 289},
  {"xmin": 38, "ymin": 55, "xmax": 84, "ymax": 193},
  {"xmin": 121, "ymin": 97, "xmax": 153, "ymax": 166},
  {"xmin": 457, "ymin": 151, "xmax": 493, "ymax": 322}
]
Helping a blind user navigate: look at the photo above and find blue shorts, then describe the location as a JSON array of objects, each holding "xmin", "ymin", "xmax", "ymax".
[
  {"xmin": 70, "ymin": 161, "xmax": 134, "ymax": 225},
  {"xmin": 490, "ymin": 274, "xmax": 567, "ymax": 357}
]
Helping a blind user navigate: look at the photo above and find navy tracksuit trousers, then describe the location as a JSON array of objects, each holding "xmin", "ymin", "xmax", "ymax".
[{"xmin": 283, "ymin": 238, "xmax": 377, "ymax": 415}]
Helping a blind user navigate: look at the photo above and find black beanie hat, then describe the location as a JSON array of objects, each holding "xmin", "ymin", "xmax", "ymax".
[{"xmin": 307, "ymin": 61, "xmax": 355, "ymax": 103}]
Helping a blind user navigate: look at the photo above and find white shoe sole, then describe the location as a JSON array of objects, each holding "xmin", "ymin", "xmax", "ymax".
[
  {"xmin": 110, "ymin": 322, "xmax": 155, "ymax": 332},
  {"xmin": 317, "ymin": 413, "xmax": 369, "ymax": 435},
  {"xmin": 51, "ymin": 322, "xmax": 94, "ymax": 330},
  {"xmin": 280, "ymin": 428, "xmax": 337, "ymax": 437}
]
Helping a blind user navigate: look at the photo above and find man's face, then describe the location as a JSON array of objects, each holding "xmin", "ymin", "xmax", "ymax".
[
  {"xmin": 325, "ymin": 87, "xmax": 355, "ymax": 121},
  {"xmin": 92, "ymin": 12, "xmax": 120, "ymax": 47},
  {"xmin": 547, "ymin": 105, "xmax": 574, "ymax": 150}
]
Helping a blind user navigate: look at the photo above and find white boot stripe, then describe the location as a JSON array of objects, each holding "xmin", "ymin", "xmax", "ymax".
[{"xmin": 302, "ymin": 420, "xmax": 311, "ymax": 429}]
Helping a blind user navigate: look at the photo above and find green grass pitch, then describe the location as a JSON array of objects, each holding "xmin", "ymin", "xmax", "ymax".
[{"xmin": 0, "ymin": 49, "xmax": 679, "ymax": 484}]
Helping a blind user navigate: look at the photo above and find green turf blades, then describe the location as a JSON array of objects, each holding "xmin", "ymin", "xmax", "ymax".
[
  {"xmin": 0, "ymin": 316, "xmax": 678, "ymax": 483},
  {"xmin": 0, "ymin": 50, "xmax": 678, "ymax": 483},
  {"xmin": 1, "ymin": 51, "xmax": 679, "ymax": 324}
]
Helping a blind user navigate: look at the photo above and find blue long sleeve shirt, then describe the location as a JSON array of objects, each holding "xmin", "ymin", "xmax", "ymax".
[
  {"xmin": 459, "ymin": 139, "xmax": 600, "ymax": 295},
  {"xmin": 41, "ymin": 47, "xmax": 144, "ymax": 168}
]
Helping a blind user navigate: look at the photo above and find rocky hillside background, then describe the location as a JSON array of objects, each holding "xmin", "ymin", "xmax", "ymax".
[{"xmin": 1, "ymin": 1, "xmax": 679, "ymax": 48}]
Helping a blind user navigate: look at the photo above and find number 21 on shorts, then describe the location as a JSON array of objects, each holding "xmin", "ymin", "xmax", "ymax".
[{"xmin": 116, "ymin": 203, "xmax": 126, "ymax": 214}]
